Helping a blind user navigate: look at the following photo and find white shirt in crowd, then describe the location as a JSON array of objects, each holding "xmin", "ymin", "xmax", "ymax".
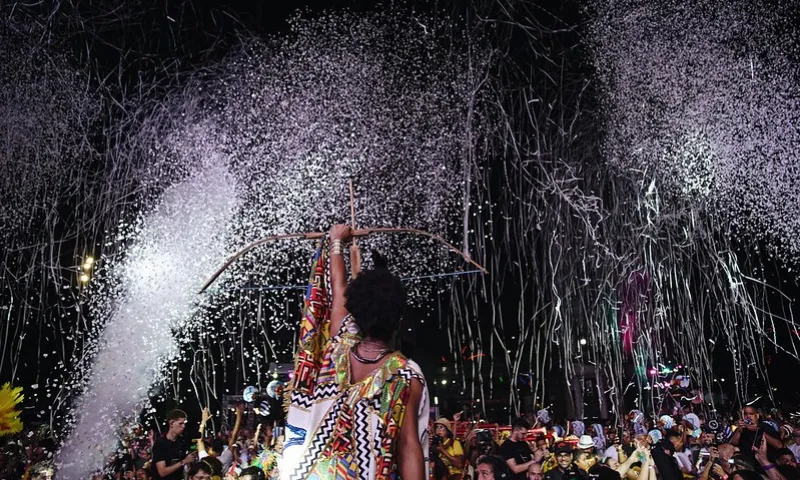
[
  {"xmin": 674, "ymin": 450, "xmax": 694, "ymax": 473},
  {"xmin": 788, "ymin": 443, "xmax": 800, "ymax": 463},
  {"xmin": 198, "ymin": 447, "xmax": 234, "ymax": 472}
]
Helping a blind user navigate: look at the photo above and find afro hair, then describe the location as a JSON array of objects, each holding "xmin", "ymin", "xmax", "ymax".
[{"xmin": 344, "ymin": 267, "xmax": 406, "ymax": 343}]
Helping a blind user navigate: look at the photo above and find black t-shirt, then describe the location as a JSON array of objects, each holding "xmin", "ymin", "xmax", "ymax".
[
  {"xmin": 499, "ymin": 439, "xmax": 534, "ymax": 480},
  {"xmin": 651, "ymin": 439, "xmax": 682, "ymax": 480},
  {"xmin": 545, "ymin": 465, "xmax": 586, "ymax": 480},
  {"xmin": 151, "ymin": 436, "xmax": 186, "ymax": 480},
  {"xmin": 738, "ymin": 422, "xmax": 780, "ymax": 460},
  {"xmin": 588, "ymin": 464, "xmax": 621, "ymax": 480}
]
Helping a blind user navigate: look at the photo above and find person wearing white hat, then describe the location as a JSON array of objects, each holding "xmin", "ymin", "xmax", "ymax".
[
  {"xmin": 577, "ymin": 436, "xmax": 595, "ymax": 453},
  {"xmin": 574, "ymin": 436, "xmax": 598, "ymax": 472}
]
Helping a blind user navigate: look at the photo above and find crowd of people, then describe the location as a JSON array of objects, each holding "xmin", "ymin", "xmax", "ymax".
[
  {"xmin": 428, "ymin": 405, "xmax": 800, "ymax": 480},
  {"xmin": 0, "ymin": 405, "xmax": 281, "ymax": 480},
  {"xmin": 6, "ymin": 400, "xmax": 800, "ymax": 480},
  {"xmin": 4, "ymin": 226, "xmax": 799, "ymax": 480}
]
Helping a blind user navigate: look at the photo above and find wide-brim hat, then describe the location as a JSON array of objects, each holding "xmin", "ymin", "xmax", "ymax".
[
  {"xmin": 577, "ymin": 435, "xmax": 595, "ymax": 449},
  {"xmin": 434, "ymin": 418, "xmax": 453, "ymax": 434}
]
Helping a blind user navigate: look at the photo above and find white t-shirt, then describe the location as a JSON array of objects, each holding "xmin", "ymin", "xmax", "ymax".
[
  {"xmin": 788, "ymin": 444, "xmax": 800, "ymax": 463},
  {"xmin": 674, "ymin": 450, "xmax": 694, "ymax": 473}
]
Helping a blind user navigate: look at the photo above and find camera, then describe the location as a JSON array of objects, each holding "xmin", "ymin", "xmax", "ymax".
[
  {"xmin": 476, "ymin": 429, "xmax": 492, "ymax": 445},
  {"xmin": 475, "ymin": 429, "xmax": 494, "ymax": 454},
  {"xmin": 432, "ymin": 435, "xmax": 444, "ymax": 448}
]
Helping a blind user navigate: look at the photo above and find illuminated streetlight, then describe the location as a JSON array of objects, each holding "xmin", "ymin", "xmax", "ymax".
[
  {"xmin": 79, "ymin": 274, "xmax": 90, "ymax": 283},
  {"xmin": 579, "ymin": 338, "xmax": 587, "ymax": 346},
  {"xmin": 85, "ymin": 256, "xmax": 95, "ymax": 265}
]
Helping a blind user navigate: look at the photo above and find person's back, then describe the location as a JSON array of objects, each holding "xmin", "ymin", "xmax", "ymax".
[
  {"xmin": 281, "ymin": 227, "xmax": 429, "ymax": 480},
  {"xmin": 650, "ymin": 437, "xmax": 682, "ymax": 480}
]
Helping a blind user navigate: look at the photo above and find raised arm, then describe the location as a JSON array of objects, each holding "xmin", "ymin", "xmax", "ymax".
[
  {"xmin": 329, "ymin": 224, "xmax": 352, "ymax": 337},
  {"xmin": 615, "ymin": 447, "xmax": 644, "ymax": 477},
  {"xmin": 197, "ymin": 407, "xmax": 211, "ymax": 453},
  {"xmin": 228, "ymin": 404, "xmax": 245, "ymax": 450},
  {"xmin": 755, "ymin": 435, "xmax": 787, "ymax": 480}
]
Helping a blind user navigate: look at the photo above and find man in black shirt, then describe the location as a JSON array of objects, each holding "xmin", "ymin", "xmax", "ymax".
[
  {"xmin": 545, "ymin": 442, "xmax": 584, "ymax": 480},
  {"xmin": 152, "ymin": 409, "xmax": 196, "ymax": 480},
  {"xmin": 500, "ymin": 418, "xmax": 536, "ymax": 480}
]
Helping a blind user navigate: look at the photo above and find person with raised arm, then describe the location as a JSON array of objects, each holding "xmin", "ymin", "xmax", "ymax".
[{"xmin": 281, "ymin": 225, "xmax": 430, "ymax": 480}]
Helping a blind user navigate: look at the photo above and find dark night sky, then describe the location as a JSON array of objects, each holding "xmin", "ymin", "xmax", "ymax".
[{"xmin": 5, "ymin": 0, "xmax": 799, "ymax": 431}]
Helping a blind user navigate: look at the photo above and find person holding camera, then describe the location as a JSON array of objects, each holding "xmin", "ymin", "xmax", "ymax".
[
  {"xmin": 433, "ymin": 418, "xmax": 466, "ymax": 480},
  {"xmin": 731, "ymin": 406, "xmax": 782, "ymax": 463},
  {"xmin": 465, "ymin": 428, "xmax": 500, "ymax": 479}
]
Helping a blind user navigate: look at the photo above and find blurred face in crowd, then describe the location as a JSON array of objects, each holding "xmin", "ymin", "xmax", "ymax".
[
  {"xmin": 778, "ymin": 453, "xmax": 797, "ymax": 468},
  {"xmin": 435, "ymin": 424, "xmax": 448, "ymax": 438},
  {"xmin": 670, "ymin": 436, "xmax": 685, "ymax": 452},
  {"xmin": 718, "ymin": 444, "xmax": 738, "ymax": 462},
  {"xmin": 634, "ymin": 435, "xmax": 651, "ymax": 448},
  {"xmin": 575, "ymin": 451, "xmax": 596, "ymax": 471},
  {"xmin": 527, "ymin": 463, "xmax": 544, "ymax": 480},
  {"xmin": 606, "ymin": 432, "xmax": 617, "ymax": 445},
  {"xmin": 135, "ymin": 469, "xmax": 148, "ymax": 480},
  {"xmin": 511, "ymin": 427, "xmax": 527, "ymax": 442},
  {"xmin": 741, "ymin": 407, "xmax": 759, "ymax": 425},
  {"xmin": 793, "ymin": 428, "xmax": 800, "ymax": 446},
  {"xmin": 605, "ymin": 458, "xmax": 620, "ymax": 470},
  {"xmin": 137, "ymin": 446, "xmax": 150, "ymax": 460},
  {"xmin": 701, "ymin": 432, "xmax": 715, "ymax": 447},
  {"xmin": 622, "ymin": 431, "xmax": 632, "ymax": 444},
  {"xmin": 537, "ymin": 438, "xmax": 549, "ymax": 451},
  {"xmin": 556, "ymin": 451, "xmax": 574, "ymax": 470},
  {"xmin": 168, "ymin": 417, "xmax": 186, "ymax": 437},
  {"xmin": 477, "ymin": 463, "xmax": 496, "ymax": 480}
]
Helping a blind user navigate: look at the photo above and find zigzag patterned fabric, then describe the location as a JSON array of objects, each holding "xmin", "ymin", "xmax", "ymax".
[{"xmin": 281, "ymin": 240, "xmax": 430, "ymax": 480}]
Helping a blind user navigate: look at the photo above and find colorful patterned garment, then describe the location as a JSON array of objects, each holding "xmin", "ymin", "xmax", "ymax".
[
  {"xmin": 281, "ymin": 240, "xmax": 430, "ymax": 480},
  {"xmin": 253, "ymin": 448, "xmax": 280, "ymax": 480}
]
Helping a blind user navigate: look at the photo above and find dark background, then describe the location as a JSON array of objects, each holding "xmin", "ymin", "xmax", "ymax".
[{"xmin": 3, "ymin": 0, "xmax": 799, "ymax": 440}]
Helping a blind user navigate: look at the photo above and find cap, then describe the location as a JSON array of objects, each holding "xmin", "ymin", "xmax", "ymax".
[{"xmin": 555, "ymin": 441, "xmax": 576, "ymax": 455}]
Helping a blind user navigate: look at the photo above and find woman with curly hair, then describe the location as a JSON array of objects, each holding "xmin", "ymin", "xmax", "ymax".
[{"xmin": 282, "ymin": 225, "xmax": 429, "ymax": 480}]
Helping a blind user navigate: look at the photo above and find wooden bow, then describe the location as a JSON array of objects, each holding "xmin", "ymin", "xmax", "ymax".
[{"xmin": 198, "ymin": 227, "xmax": 487, "ymax": 294}]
